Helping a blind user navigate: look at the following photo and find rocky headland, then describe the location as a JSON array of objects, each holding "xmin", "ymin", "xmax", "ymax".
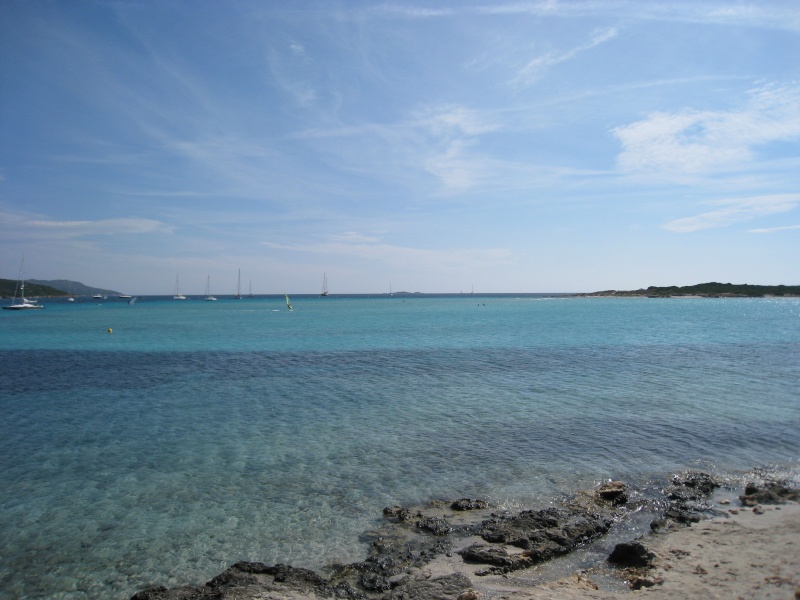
[
  {"xmin": 129, "ymin": 472, "xmax": 800, "ymax": 600},
  {"xmin": 576, "ymin": 282, "xmax": 800, "ymax": 298}
]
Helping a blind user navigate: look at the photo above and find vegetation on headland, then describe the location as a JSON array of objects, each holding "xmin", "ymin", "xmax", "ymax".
[
  {"xmin": 580, "ymin": 282, "xmax": 800, "ymax": 298},
  {"xmin": 0, "ymin": 278, "xmax": 68, "ymax": 298},
  {"xmin": 1, "ymin": 278, "xmax": 120, "ymax": 298}
]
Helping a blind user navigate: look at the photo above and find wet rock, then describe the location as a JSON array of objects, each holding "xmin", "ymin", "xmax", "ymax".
[
  {"xmin": 450, "ymin": 499, "xmax": 489, "ymax": 511},
  {"xmin": 607, "ymin": 541, "xmax": 656, "ymax": 568},
  {"xmin": 596, "ymin": 481, "xmax": 628, "ymax": 506},
  {"xmin": 131, "ymin": 562, "xmax": 362, "ymax": 600},
  {"xmin": 654, "ymin": 471, "xmax": 720, "ymax": 528},
  {"xmin": 345, "ymin": 535, "xmax": 452, "ymax": 592},
  {"xmin": 384, "ymin": 506, "xmax": 419, "ymax": 522},
  {"xmin": 665, "ymin": 472, "xmax": 720, "ymax": 501},
  {"xmin": 473, "ymin": 507, "xmax": 611, "ymax": 571},
  {"xmin": 740, "ymin": 481, "xmax": 800, "ymax": 506},
  {"xmin": 417, "ymin": 516, "xmax": 452, "ymax": 535}
]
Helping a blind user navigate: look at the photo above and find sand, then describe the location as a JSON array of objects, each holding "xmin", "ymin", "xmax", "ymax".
[{"xmin": 448, "ymin": 502, "xmax": 800, "ymax": 599}]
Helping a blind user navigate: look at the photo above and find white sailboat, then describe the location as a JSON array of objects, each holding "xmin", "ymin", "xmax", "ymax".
[
  {"xmin": 3, "ymin": 257, "xmax": 44, "ymax": 310},
  {"xmin": 204, "ymin": 276, "xmax": 217, "ymax": 301},
  {"xmin": 320, "ymin": 273, "xmax": 329, "ymax": 297},
  {"xmin": 248, "ymin": 280, "xmax": 253, "ymax": 298},
  {"xmin": 235, "ymin": 269, "xmax": 242, "ymax": 299},
  {"xmin": 174, "ymin": 274, "xmax": 187, "ymax": 300}
]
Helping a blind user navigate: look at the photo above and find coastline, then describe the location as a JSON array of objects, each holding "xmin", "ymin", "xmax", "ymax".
[
  {"xmin": 455, "ymin": 502, "xmax": 800, "ymax": 599},
  {"xmin": 130, "ymin": 474, "xmax": 800, "ymax": 600}
]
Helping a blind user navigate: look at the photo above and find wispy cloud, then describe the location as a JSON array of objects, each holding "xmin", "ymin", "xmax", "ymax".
[
  {"xmin": 663, "ymin": 194, "xmax": 800, "ymax": 233},
  {"xmin": 368, "ymin": 2, "xmax": 800, "ymax": 32},
  {"xmin": 0, "ymin": 211, "xmax": 174, "ymax": 239},
  {"xmin": 412, "ymin": 105, "xmax": 501, "ymax": 192},
  {"xmin": 614, "ymin": 83, "xmax": 800, "ymax": 175},
  {"xmin": 264, "ymin": 232, "xmax": 513, "ymax": 272},
  {"xmin": 749, "ymin": 224, "xmax": 800, "ymax": 234},
  {"xmin": 512, "ymin": 27, "xmax": 618, "ymax": 88}
]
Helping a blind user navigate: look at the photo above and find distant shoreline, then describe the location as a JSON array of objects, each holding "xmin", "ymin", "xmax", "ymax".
[
  {"xmin": 3, "ymin": 279, "xmax": 800, "ymax": 300},
  {"xmin": 576, "ymin": 282, "xmax": 800, "ymax": 298}
]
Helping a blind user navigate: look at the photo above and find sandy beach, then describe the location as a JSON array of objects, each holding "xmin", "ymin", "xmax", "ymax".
[{"xmin": 466, "ymin": 502, "xmax": 800, "ymax": 599}]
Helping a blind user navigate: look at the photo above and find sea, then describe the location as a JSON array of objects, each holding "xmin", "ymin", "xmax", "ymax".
[{"xmin": 1, "ymin": 294, "xmax": 799, "ymax": 599}]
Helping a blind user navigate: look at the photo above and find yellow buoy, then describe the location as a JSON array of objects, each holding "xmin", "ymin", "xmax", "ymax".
[{"xmin": 107, "ymin": 328, "xmax": 113, "ymax": 333}]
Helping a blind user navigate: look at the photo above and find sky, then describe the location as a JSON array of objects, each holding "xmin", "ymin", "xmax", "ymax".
[{"xmin": 1, "ymin": 0, "xmax": 799, "ymax": 295}]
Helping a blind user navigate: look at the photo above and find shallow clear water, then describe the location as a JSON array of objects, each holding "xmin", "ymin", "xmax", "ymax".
[{"xmin": 1, "ymin": 295, "xmax": 799, "ymax": 598}]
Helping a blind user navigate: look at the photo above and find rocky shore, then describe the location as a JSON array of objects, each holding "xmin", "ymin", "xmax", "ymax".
[{"xmin": 130, "ymin": 474, "xmax": 800, "ymax": 600}]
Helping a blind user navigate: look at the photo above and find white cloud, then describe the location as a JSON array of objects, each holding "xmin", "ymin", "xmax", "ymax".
[
  {"xmin": 749, "ymin": 224, "xmax": 800, "ymax": 234},
  {"xmin": 512, "ymin": 27, "xmax": 618, "ymax": 87},
  {"xmin": 413, "ymin": 105, "xmax": 499, "ymax": 192},
  {"xmin": 328, "ymin": 231, "xmax": 382, "ymax": 243},
  {"xmin": 614, "ymin": 83, "xmax": 800, "ymax": 175},
  {"xmin": 5, "ymin": 214, "xmax": 175, "ymax": 238},
  {"xmin": 663, "ymin": 194, "xmax": 800, "ymax": 233}
]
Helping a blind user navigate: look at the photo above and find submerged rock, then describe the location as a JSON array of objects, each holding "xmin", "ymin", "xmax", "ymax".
[{"xmin": 130, "ymin": 562, "xmax": 362, "ymax": 600}]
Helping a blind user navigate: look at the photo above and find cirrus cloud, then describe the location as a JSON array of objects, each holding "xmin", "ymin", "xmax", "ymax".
[
  {"xmin": 614, "ymin": 83, "xmax": 800, "ymax": 175},
  {"xmin": 663, "ymin": 194, "xmax": 800, "ymax": 233}
]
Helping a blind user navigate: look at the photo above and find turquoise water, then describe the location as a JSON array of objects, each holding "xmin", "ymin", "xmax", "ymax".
[{"xmin": 1, "ymin": 295, "xmax": 799, "ymax": 599}]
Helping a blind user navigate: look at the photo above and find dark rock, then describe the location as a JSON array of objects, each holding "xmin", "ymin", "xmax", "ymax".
[
  {"xmin": 460, "ymin": 544, "xmax": 514, "ymax": 567},
  {"xmin": 382, "ymin": 573, "xmax": 473, "ymax": 600},
  {"xmin": 607, "ymin": 541, "xmax": 656, "ymax": 568},
  {"xmin": 740, "ymin": 481, "xmax": 800, "ymax": 506},
  {"xmin": 131, "ymin": 561, "xmax": 363, "ymax": 600},
  {"xmin": 346, "ymin": 535, "xmax": 452, "ymax": 592},
  {"xmin": 664, "ymin": 506, "xmax": 701, "ymax": 524},
  {"xmin": 657, "ymin": 471, "xmax": 720, "ymax": 527},
  {"xmin": 417, "ymin": 516, "xmax": 452, "ymax": 535},
  {"xmin": 472, "ymin": 507, "xmax": 611, "ymax": 572},
  {"xmin": 450, "ymin": 499, "xmax": 489, "ymax": 511},
  {"xmin": 666, "ymin": 472, "xmax": 719, "ymax": 500},
  {"xmin": 596, "ymin": 481, "xmax": 628, "ymax": 506},
  {"xmin": 384, "ymin": 506, "xmax": 418, "ymax": 522}
]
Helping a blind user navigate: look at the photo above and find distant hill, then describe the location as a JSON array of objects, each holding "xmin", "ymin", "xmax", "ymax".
[
  {"xmin": 0, "ymin": 278, "xmax": 69, "ymax": 297},
  {"xmin": 581, "ymin": 282, "xmax": 800, "ymax": 297},
  {"xmin": 3, "ymin": 278, "xmax": 124, "ymax": 298},
  {"xmin": 27, "ymin": 279, "xmax": 121, "ymax": 296}
]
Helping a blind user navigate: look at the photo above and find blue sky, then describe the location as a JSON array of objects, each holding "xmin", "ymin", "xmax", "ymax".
[{"xmin": 1, "ymin": 1, "xmax": 799, "ymax": 294}]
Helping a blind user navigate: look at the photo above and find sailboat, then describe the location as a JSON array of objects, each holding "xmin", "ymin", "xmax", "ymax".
[
  {"xmin": 174, "ymin": 274, "xmax": 187, "ymax": 300},
  {"xmin": 235, "ymin": 269, "xmax": 242, "ymax": 299},
  {"xmin": 285, "ymin": 294, "xmax": 293, "ymax": 311},
  {"xmin": 248, "ymin": 280, "xmax": 253, "ymax": 298},
  {"xmin": 320, "ymin": 273, "xmax": 329, "ymax": 297},
  {"xmin": 204, "ymin": 276, "xmax": 217, "ymax": 301},
  {"xmin": 3, "ymin": 257, "xmax": 44, "ymax": 310}
]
